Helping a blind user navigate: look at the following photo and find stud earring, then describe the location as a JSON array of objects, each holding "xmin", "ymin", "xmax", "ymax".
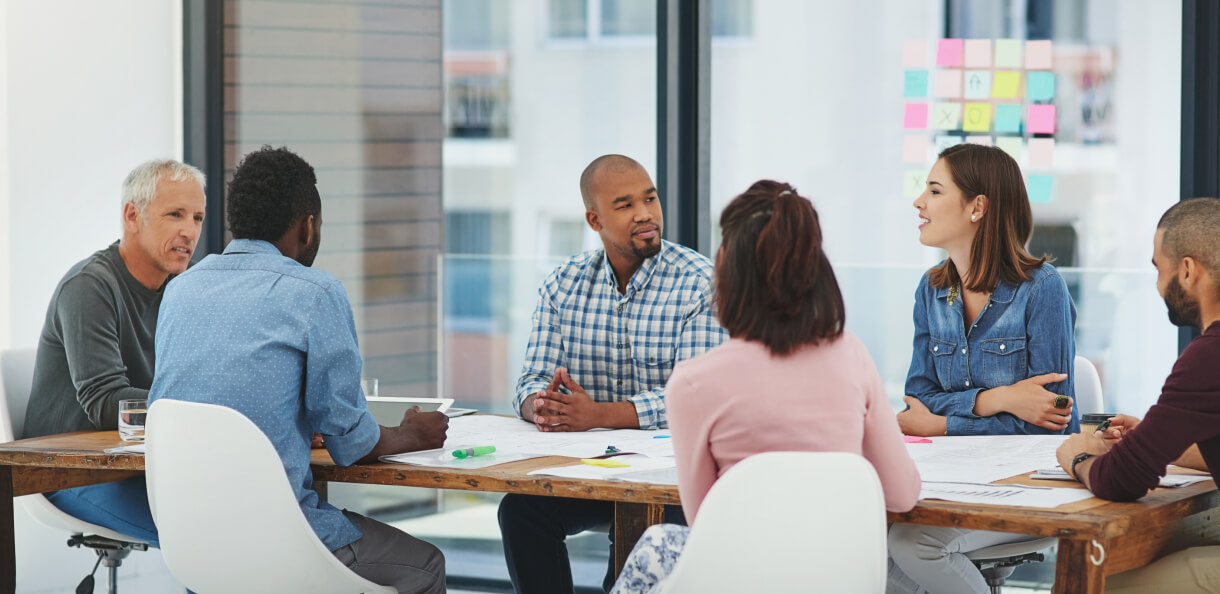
[{"xmin": 971, "ymin": 216, "xmax": 977, "ymax": 222}]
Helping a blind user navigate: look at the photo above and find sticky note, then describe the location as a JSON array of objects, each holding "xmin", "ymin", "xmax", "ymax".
[
  {"xmin": 1028, "ymin": 104, "xmax": 1057, "ymax": 134},
  {"xmin": 963, "ymin": 103, "xmax": 992, "ymax": 132},
  {"xmin": 964, "ymin": 39, "xmax": 992, "ymax": 68},
  {"xmin": 995, "ymin": 136, "xmax": 1023, "ymax": 161},
  {"xmin": 994, "ymin": 39, "xmax": 1023, "ymax": 68},
  {"xmin": 904, "ymin": 40, "xmax": 928, "ymax": 67},
  {"xmin": 1025, "ymin": 40, "xmax": 1054, "ymax": 69},
  {"xmin": 937, "ymin": 38, "xmax": 964, "ymax": 66},
  {"xmin": 934, "ymin": 135, "xmax": 962, "ymax": 154},
  {"xmin": 903, "ymin": 135, "xmax": 929, "ymax": 164},
  {"xmin": 994, "ymin": 104, "xmax": 1022, "ymax": 133},
  {"xmin": 1027, "ymin": 174, "xmax": 1053, "ymax": 203},
  {"xmin": 904, "ymin": 103, "xmax": 929, "ymax": 129},
  {"xmin": 963, "ymin": 70, "xmax": 991, "ymax": 99},
  {"xmin": 932, "ymin": 102, "xmax": 962, "ymax": 130},
  {"xmin": 904, "ymin": 435, "xmax": 933, "ymax": 444},
  {"xmin": 1027, "ymin": 71, "xmax": 1056, "ymax": 101},
  {"xmin": 934, "ymin": 69, "xmax": 962, "ymax": 98},
  {"xmin": 1028, "ymin": 138, "xmax": 1055, "ymax": 168},
  {"xmin": 966, "ymin": 135, "xmax": 993, "ymax": 146},
  {"xmin": 992, "ymin": 71, "xmax": 1021, "ymax": 98},
  {"xmin": 904, "ymin": 70, "xmax": 930, "ymax": 98},
  {"xmin": 904, "ymin": 170, "xmax": 928, "ymax": 198}
]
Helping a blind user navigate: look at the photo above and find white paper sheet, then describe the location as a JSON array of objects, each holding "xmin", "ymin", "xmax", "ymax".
[
  {"xmin": 1030, "ymin": 467, "xmax": 1213, "ymax": 488},
  {"xmin": 920, "ymin": 481, "xmax": 1094, "ymax": 508},
  {"xmin": 528, "ymin": 454, "xmax": 678, "ymax": 484},
  {"xmin": 906, "ymin": 435, "xmax": 1069, "ymax": 484}
]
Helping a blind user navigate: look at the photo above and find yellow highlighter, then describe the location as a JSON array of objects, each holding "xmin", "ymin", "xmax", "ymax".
[{"xmin": 580, "ymin": 458, "xmax": 630, "ymax": 468}]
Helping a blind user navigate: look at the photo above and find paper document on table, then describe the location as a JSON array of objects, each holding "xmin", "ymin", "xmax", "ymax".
[
  {"xmin": 379, "ymin": 415, "xmax": 674, "ymax": 468},
  {"xmin": 920, "ymin": 481, "xmax": 1093, "ymax": 508},
  {"xmin": 104, "ymin": 443, "xmax": 145, "ymax": 455},
  {"xmin": 529, "ymin": 455, "xmax": 678, "ymax": 484},
  {"xmin": 380, "ymin": 447, "xmax": 535, "ymax": 469},
  {"xmin": 907, "ymin": 435, "xmax": 1068, "ymax": 484},
  {"xmin": 1030, "ymin": 467, "xmax": 1213, "ymax": 488}
]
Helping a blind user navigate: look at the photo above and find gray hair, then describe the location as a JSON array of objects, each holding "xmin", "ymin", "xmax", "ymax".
[{"xmin": 121, "ymin": 159, "xmax": 206, "ymax": 214}]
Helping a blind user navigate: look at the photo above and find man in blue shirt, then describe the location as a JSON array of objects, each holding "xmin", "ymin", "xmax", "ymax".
[
  {"xmin": 499, "ymin": 154, "xmax": 727, "ymax": 594},
  {"xmin": 150, "ymin": 146, "xmax": 448, "ymax": 593}
]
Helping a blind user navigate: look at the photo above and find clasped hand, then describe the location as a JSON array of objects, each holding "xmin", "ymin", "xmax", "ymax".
[{"xmin": 522, "ymin": 367, "xmax": 602, "ymax": 432}]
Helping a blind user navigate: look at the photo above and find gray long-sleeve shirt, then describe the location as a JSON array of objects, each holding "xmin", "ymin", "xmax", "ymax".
[{"xmin": 24, "ymin": 241, "xmax": 165, "ymax": 438}]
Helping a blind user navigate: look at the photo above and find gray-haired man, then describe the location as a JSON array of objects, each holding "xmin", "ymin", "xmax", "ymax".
[{"xmin": 24, "ymin": 159, "xmax": 206, "ymax": 546}]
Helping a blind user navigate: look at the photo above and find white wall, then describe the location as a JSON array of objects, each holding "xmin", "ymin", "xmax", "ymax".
[
  {"xmin": 2, "ymin": 0, "xmax": 182, "ymax": 350},
  {"xmin": 2, "ymin": 1, "xmax": 183, "ymax": 590}
]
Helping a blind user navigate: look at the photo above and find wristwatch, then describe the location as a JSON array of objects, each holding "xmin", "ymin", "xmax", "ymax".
[{"xmin": 1071, "ymin": 452, "xmax": 1096, "ymax": 481}]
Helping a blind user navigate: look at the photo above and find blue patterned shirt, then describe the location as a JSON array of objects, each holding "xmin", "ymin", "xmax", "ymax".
[
  {"xmin": 514, "ymin": 240, "xmax": 727, "ymax": 429},
  {"xmin": 149, "ymin": 239, "xmax": 380, "ymax": 551}
]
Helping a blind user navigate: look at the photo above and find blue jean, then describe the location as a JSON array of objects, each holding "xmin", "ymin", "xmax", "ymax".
[{"xmin": 45, "ymin": 476, "xmax": 160, "ymax": 548}]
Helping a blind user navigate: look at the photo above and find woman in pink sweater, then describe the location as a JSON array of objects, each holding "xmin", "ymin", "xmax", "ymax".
[{"xmin": 609, "ymin": 180, "xmax": 922, "ymax": 594}]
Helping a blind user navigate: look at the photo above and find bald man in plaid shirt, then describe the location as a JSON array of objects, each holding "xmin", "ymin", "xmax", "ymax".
[{"xmin": 498, "ymin": 154, "xmax": 727, "ymax": 594}]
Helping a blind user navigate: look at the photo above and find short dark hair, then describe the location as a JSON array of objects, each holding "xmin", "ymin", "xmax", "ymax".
[
  {"xmin": 1158, "ymin": 197, "xmax": 1220, "ymax": 285},
  {"xmin": 579, "ymin": 154, "xmax": 644, "ymax": 210},
  {"xmin": 928, "ymin": 143, "xmax": 1047, "ymax": 292},
  {"xmin": 226, "ymin": 146, "xmax": 321, "ymax": 241},
  {"xmin": 716, "ymin": 180, "xmax": 845, "ymax": 356}
]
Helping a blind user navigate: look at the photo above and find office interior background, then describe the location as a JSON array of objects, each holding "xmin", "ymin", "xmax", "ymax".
[{"xmin": 0, "ymin": 0, "xmax": 1215, "ymax": 591}]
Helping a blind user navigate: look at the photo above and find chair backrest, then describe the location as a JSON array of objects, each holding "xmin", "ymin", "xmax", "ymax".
[
  {"xmin": 0, "ymin": 347, "xmax": 150, "ymax": 543},
  {"xmin": 145, "ymin": 399, "xmax": 394, "ymax": 594},
  {"xmin": 1074, "ymin": 355, "xmax": 1105, "ymax": 415},
  {"xmin": 658, "ymin": 452, "xmax": 888, "ymax": 594},
  {"xmin": 0, "ymin": 348, "xmax": 37, "ymax": 442}
]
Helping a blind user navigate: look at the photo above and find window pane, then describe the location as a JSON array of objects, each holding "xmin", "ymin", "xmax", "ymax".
[
  {"xmin": 601, "ymin": 0, "xmax": 656, "ymax": 37},
  {"xmin": 445, "ymin": 0, "xmax": 509, "ymax": 50},
  {"xmin": 712, "ymin": 0, "xmax": 753, "ymax": 37},
  {"xmin": 709, "ymin": 1, "xmax": 1181, "ymax": 429},
  {"xmin": 548, "ymin": 0, "xmax": 589, "ymax": 39}
]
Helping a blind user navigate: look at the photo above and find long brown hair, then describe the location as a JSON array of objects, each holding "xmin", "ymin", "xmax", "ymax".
[
  {"xmin": 716, "ymin": 180, "xmax": 845, "ymax": 355},
  {"xmin": 928, "ymin": 144, "xmax": 1047, "ymax": 291}
]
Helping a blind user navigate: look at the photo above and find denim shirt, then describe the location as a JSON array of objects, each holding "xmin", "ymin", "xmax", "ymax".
[{"xmin": 905, "ymin": 261, "xmax": 1079, "ymax": 435}]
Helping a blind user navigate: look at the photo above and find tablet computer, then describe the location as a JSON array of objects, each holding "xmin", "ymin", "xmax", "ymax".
[{"xmin": 366, "ymin": 397, "xmax": 454, "ymax": 426}]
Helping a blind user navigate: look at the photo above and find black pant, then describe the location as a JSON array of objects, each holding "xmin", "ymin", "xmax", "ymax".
[{"xmin": 497, "ymin": 494, "xmax": 685, "ymax": 594}]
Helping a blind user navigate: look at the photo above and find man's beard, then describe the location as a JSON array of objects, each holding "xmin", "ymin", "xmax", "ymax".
[{"xmin": 1164, "ymin": 275, "xmax": 1203, "ymax": 329}]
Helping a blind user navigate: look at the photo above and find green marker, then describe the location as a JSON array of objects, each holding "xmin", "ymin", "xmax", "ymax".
[{"xmin": 453, "ymin": 445, "xmax": 496, "ymax": 459}]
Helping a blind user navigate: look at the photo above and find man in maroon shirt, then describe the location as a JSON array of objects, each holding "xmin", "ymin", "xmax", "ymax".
[{"xmin": 1056, "ymin": 197, "xmax": 1220, "ymax": 592}]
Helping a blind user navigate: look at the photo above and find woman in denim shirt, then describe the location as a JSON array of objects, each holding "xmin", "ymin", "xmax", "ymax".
[{"xmin": 887, "ymin": 144, "xmax": 1079, "ymax": 594}]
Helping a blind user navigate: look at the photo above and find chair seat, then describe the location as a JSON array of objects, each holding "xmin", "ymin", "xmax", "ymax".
[{"xmin": 966, "ymin": 537, "xmax": 1057, "ymax": 562}]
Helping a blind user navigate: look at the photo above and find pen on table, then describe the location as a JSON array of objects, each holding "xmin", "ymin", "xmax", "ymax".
[{"xmin": 452, "ymin": 445, "xmax": 497, "ymax": 459}]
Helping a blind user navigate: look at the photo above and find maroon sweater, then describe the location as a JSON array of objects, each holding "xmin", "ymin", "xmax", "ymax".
[{"xmin": 1089, "ymin": 321, "xmax": 1220, "ymax": 501}]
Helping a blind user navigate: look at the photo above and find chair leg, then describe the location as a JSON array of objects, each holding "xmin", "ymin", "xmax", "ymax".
[{"xmin": 99, "ymin": 548, "xmax": 130, "ymax": 594}]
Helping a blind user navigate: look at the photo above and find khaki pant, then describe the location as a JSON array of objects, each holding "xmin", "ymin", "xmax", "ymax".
[{"xmin": 1108, "ymin": 546, "xmax": 1220, "ymax": 593}]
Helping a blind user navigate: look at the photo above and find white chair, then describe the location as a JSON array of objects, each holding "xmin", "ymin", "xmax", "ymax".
[
  {"xmin": 656, "ymin": 452, "xmax": 887, "ymax": 594},
  {"xmin": 0, "ymin": 348, "xmax": 148, "ymax": 593},
  {"xmin": 145, "ymin": 399, "xmax": 395, "ymax": 594},
  {"xmin": 1074, "ymin": 355, "xmax": 1105, "ymax": 415}
]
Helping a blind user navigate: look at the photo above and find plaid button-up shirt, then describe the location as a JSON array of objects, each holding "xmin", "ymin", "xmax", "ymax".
[{"xmin": 514, "ymin": 240, "xmax": 727, "ymax": 429}]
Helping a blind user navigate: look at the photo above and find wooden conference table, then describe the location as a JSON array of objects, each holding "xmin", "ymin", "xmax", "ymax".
[{"xmin": 1, "ymin": 430, "xmax": 1217, "ymax": 594}]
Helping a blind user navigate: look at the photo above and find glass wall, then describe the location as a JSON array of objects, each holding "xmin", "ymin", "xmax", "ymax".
[{"xmin": 708, "ymin": 0, "xmax": 1182, "ymax": 416}]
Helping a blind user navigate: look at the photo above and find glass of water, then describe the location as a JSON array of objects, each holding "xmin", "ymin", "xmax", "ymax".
[
  {"xmin": 118, "ymin": 399, "xmax": 147, "ymax": 442},
  {"xmin": 361, "ymin": 378, "xmax": 379, "ymax": 398}
]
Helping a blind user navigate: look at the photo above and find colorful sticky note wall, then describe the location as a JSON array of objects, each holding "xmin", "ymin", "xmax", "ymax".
[
  {"xmin": 1025, "ymin": 40, "xmax": 1054, "ymax": 70},
  {"xmin": 934, "ymin": 135, "xmax": 962, "ymax": 154},
  {"xmin": 963, "ymin": 103, "xmax": 992, "ymax": 132},
  {"xmin": 904, "ymin": 70, "xmax": 929, "ymax": 98},
  {"xmin": 904, "ymin": 170, "xmax": 928, "ymax": 198},
  {"xmin": 1027, "ymin": 174, "xmax": 1053, "ymax": 203},
  {"xmin": 994, "ymin": 39, "xmax": 1023, "ymax": 68},
  {"xmin": 995, "ymin": 136, "xmax": 1023, "ymax": 161},
  {"xmin": 964, "ymin": 70, "xmax": 992, "ymax": 99},
  {"xmin": 904, "ymin": 40, "xmax": 928, "ymax": 67},
  {"xmin": 1026, "ymin": 71, "xmax": 1055, "ymax": 101},
  {"xmin": 932, "ymin": 102, "xmax": 962, "ymax": 130},
  {"xmin": 903, "ymin": 135, "xmax": 928, "ymax": 163},
  {"xmin": 904, "ymin": 103, "xmax": 929, "ymax": 129},
  {"xmin": 992, "ymin": 71, "xmax": 1021, "ymax": 99},
  {"xmin": 1028, "ymin": 138, "xmax": 1055, "ymax": 168},
  {"xmin": 966, "ymin": 135, "xmax": 993, "ymax": 146},
  {"xmin": 994, "ymin": 104, "xmax": 1022, "ymax": 133},
  {"xmin": 1027, "ymin": 104, "xmax": 1056, "ymax": 134},
  {"xmin": 964, "ymin": 39, "xmax": 992, "ymax": 68},
  {"xmin": 937, "ymin": 39, "xmax": 964, "ymax": 67},
  {"xmin": 934, "ymin": 69, "xmax": 962, "ymax": 98}
]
